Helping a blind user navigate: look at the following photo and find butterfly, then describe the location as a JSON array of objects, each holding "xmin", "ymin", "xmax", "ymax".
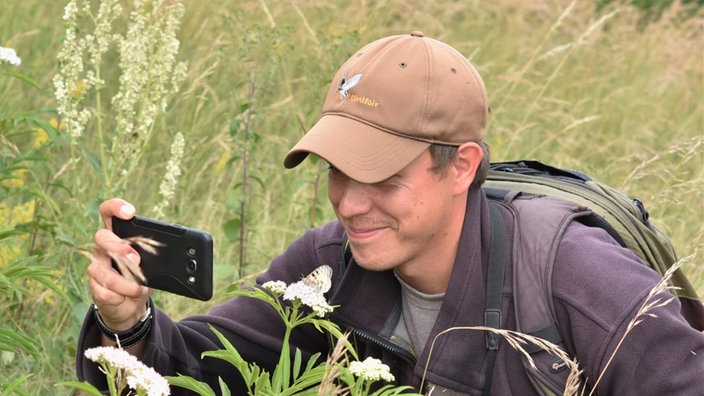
[
  {"xmin": 302, "ymin": 265, "xmax": 333, "ymax": 293},
  {"xmin": 337, "ymin": 73, "xmax": 362, "ymax": 98}
]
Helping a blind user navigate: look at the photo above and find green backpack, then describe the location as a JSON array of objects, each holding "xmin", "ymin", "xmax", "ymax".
[{"xmin": 482, "ymin": 160, "xmax": 704, "ymax": 395}]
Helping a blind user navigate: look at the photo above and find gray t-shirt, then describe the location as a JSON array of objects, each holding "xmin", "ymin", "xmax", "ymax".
[{"xmin": 393, "ymin": 272, "xmax": 444, "ymax": 357}]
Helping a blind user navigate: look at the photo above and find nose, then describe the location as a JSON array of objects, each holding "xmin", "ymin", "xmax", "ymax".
[{"xmin": 330, "ymin": 177, "xmax": 374, "ymax": 218}]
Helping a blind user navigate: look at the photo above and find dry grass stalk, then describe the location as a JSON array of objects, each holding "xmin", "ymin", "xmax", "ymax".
[
  {"xmin": 317, "ymin": 332, "xmax": 352, "ymax": 396},
  {"xmin": 108, "ymin": 236, "xmax": 165, "ymax": 286},
  {"xmin": 108, "ymin": 250, "xmax": 147, "ymax": 285},
  {"xmin": 125, "ymin": 235, "xmax": 165, "ymax": 255},
  {"xmin": 420, "ymin": 325, "xmax": 583, "ymax": 395}
]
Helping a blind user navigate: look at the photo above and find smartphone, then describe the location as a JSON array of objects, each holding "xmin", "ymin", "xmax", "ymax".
[{"xmin": 111, "ymin": 215, "xmax": 213, "ymax": 301}]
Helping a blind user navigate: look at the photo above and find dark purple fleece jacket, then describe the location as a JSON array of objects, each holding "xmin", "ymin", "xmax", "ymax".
[{"xmin": 76, "ymin": 187, "xmax": 704, "ymax": 395}]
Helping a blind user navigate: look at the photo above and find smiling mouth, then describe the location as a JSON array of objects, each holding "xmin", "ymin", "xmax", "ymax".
[{"xmin": 346, "ymin": 225, "xmax": 387, "ymax": 241}]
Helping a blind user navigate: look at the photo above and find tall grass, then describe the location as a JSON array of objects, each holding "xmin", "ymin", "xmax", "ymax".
[{"xmin": 0, "ymin": 0, "xmax": 701, "ymax": 393}]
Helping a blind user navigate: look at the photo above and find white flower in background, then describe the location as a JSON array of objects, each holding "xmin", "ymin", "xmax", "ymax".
[
  {"xmin": 152, "ymin": 132, "xmax": 185, "ymax": 217},
  {"xmin": 53, "ymin": 0, "xmax": 122, "ymax": 138},
  {"xmin": 84, "ymin": 346, "xmax": 170, "ymax": 395},
  {"xmin": 111, "ymin": 0, "xmax": 187, "ymax": 155},
  {"xmin": 283, "ymin": 280, "xmax": 334, "ymax": 317},
  {"xmin": 0, "ymin": 46, "xmax": 21, "ymax": 66},
  {"xmin": 349, "ymin": 357, "xmax": 395, "ymax": 383}
]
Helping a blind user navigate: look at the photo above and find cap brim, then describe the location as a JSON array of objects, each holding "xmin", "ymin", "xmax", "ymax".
[{"xmin": 284, "ymin": 114, "xmax": 430, "ymax": 184}]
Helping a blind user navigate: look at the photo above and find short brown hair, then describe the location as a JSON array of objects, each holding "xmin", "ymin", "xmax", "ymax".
[{"xmin": 429, "ymin": 141, "xmax": 490, "ymax": 188}]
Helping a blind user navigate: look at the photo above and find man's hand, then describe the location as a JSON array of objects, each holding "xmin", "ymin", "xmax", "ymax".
[{"xmin": 87, "ymin": 198, "xmax": 152, "ymax": 332}]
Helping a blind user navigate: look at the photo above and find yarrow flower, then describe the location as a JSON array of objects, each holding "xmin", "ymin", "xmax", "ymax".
[
  {"xmin": 349, "ymin": 357, "xmax": 395, "ymax": 383},
  {"xmin": 262, "ymin": 280, "xmax": 287, "ymax": 295},
  {"xmin": 283, "ymin": 280, "xmax": 334, "ymax": 317},
  {"xmin": 84, "ymin": 346, "xmax": 170, "ymax": 395},
  {"xmin": 350, "ymin": 357, "xmax": 394, "ymax": 382},
  {"xmin": 126, "ymin": 366, "xmax": 171, "ymax": 396},
  {"xmin": 0, "ymin": 46, "xmax": 21, "ymax": 66}
]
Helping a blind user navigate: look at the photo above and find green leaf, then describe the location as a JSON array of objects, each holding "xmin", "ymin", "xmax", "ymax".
[
  {"xmin": 0, "ymin": 257, "xmax": 70, "ymax": 303},
  {"xmin": 82, "ymin": 146, "xmax": 103, "ymax": 173},
  {"xmin": 0, "ymin": 229, "xmax": 24, "ymax": 240},
  {"xmin": 202, "ymin": 325, "xmax": 259, "ymax": 390},
  {"xmin": 54, "ymin": 381, "xmax": 104, "ymax": 396},
  {"xmin": 222, "ymin": 218, "xmax": 241, "ymax": 242},
  {"xmin": 282, "ymin": 353, "xmax": 326, "ymax": 395},
  {"xmin": 165, "ymin": 375, "xmax": 217, "ymax": 396},
  {"xmin": 249, "ymin": 174, "xmax": 266, "ymax": 191},
  {"xmin": 218, "ymin": 377, "xmax": 232, "ymax": 396},
  {"xmin": 291, "ymin": 348, "xmax": 303, "ymax": 382},
  {"xmin": 1, "ymin": 373, "xmax": 32, "ymax": 395},
  {"xmin": 26, "ymin": 117, "xmax": 61, "ymax": 144},
  {"xmin": 229, "ymin": 118, "xmax": 241, "ymax": 137},
  {"xmin": 0, "ymin": 71, "xmax": 40, "ymax": 90},
  {"xmin": 303, "ymin": 352, "xmax": 322, "ymax": 374},
  {"xmin": 0, "ymin": 327, "xmax": 40, "ymax": 358}
]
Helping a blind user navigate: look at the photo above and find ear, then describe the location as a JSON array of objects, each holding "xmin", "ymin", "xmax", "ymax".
[{"xmin": 452, "ymin": 142, "xmax": 484, "ymax": 194}]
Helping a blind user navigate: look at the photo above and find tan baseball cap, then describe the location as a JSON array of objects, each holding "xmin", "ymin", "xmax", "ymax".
[{"xmin": 283, "ymin": 31, "xmax": 489, "ymax": 183}]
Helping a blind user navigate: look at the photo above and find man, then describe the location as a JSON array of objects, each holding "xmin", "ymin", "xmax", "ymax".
[{"xmin": 78, "ymin": 32, "xmax": 704, "ymax": 394}]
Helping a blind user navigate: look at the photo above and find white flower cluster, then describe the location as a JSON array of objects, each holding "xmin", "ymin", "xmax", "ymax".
[
  {"xmin": 262, "ymin": 279, "xmax": 333, "ymax": 317},
  {"xmin": 53, "ymin": 0, "xmax": 187, "ymax": 146},
  {"xmin": 349, "ymin": 357, "xmax": 395, "ymax": 383},
  {"xmin": 262, "ymin": 280, "xmax": 287, "ymax": 295},
  {"xmin": 84, "ymin": 346, "xmax": 170, "ymax": 396},
  {"xmin": 283, "ymin": 280, "xmax": 334, "ymax": 317},
  {"xmin": 53, "ymin": 0, "xmax": 122, "ymax": 138},
  {"xmin": 112, "ymin": 0, "xmax": 187, "ymax": 157},
  {"xmin": 0, "ymin": 46, "xmax": 21, "ymax": 66},
  {"xmin": 152, "ymin": 132, "xmax": 185, "ymax": 217}
]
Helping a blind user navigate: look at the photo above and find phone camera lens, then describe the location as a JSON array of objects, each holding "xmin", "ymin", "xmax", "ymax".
[
  {"xmin": 186, "ymin": 259, "xmax": 198, "ymax": 274},
  {"xmin": 187, "ymin": 248, "xmax": 196, "ymax": 256}
]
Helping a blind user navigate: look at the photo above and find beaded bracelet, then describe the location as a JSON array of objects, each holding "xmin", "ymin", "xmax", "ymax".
[{"xmin": 93, "ymin": 298, "xmax": 154, "ymax": 349}]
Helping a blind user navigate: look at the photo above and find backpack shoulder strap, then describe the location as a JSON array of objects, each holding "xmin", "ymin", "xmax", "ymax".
[
  {"xmin": 482, "ymin": 201, "xmax": 508, "ymax": 396},
  {"xmin": 485, "ymin": 189, "xmax": 593, "ymax": 395}
]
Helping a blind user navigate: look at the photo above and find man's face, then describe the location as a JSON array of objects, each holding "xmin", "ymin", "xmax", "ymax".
[{"xmin": 327, "ymin": 149, "xmax": 465, "ymax": 275}]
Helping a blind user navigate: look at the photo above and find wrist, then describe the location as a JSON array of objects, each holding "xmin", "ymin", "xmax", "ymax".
[{"xmin": 93, "ymin": 298, "xmax": 154, "ymax": 348}]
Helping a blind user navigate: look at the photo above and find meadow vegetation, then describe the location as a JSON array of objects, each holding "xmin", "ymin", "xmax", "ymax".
[{"xmin": 0, "ymin": 0, "xmax": 702, "ymax": 394}]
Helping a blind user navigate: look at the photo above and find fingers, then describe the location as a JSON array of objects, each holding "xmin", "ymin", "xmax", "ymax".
[
  {"xmin": 87, "ymin": 252, "xmax": 147, "ymax": 301},
  {"xmin": 91, "ymin": 227, "xmax": 146, "ymax": 300},
  {"xmin": 99, "ymin": 198, "xmax": 136, "ymax": 230},
  {"xmin": 93, "ymin": 227, "xmax": 138, "ymax": 263}
]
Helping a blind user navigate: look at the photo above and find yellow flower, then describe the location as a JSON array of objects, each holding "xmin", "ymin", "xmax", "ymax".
[
  {"xmin": 1, "ymin": 168, "xmax": 27, "ymax": 188},
  {"xmin": 49, "ymin": 117, "xmax": 66, "ymax": 131},
  {"xmin": 0, "ymin": 200, "xmax": 35, "ymax": 267},
  {"xmin": 33, "ymin": 128, "xmax": 50, "ymax": 148}
]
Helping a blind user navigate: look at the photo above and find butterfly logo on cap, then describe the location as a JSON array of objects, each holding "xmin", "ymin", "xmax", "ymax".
[
  {"xmin": 302, "ymin": 264, "xmax": 333, "ymax": 293},
  {"xmin": 337, "ymin": 73, "xmax": 362, "ymax": 98}
]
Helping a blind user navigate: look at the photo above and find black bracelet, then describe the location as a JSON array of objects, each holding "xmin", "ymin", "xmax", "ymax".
[{"xmin": 93, "ymin": 298, "xmax": 154, "ymax": 349}]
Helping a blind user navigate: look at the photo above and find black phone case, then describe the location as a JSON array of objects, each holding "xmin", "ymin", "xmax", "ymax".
[{"xmin": 111, "ymin": 216, "xmax": 213, "ymax": 301}]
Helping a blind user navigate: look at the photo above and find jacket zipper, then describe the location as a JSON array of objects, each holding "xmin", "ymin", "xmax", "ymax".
[{"xmin": 346, "ymin": 325, "xmax": 416, "ymax": 364}]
